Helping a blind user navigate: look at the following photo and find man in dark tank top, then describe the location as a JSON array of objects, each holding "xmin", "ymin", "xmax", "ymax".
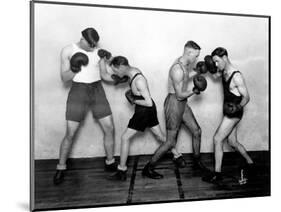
[
  {"xmin": 202, "ymin": 47, "xmax": 254, "ymax": 184},
  {"xmin": 105, "ymin": 56, "xmax": 182, "ymax": 181}
]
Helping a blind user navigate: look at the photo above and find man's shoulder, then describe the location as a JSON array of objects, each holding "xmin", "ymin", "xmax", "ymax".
[
  {"xmin": 134, "ymin": 72, "xmax": 147, "ymax": 87},
  {"xmin": 232, "ymin": 69, "xmax": 243, "ymax": 77},
  {"xmin": 61, "ymin": 44, "xmax": 74, "ymax": 54},
  {"xmin": 170, "ymin": 64, "xmax": 183, "ymax": 78},
  {"xmin": 232, "ymin": 70, "xmax": 245, "ymax": 84},
  {"xmin": 170, "ymin": 62, "xmax": 184, "ymax": 73},
  {"xmin": 131, "ymin": 67, "xmax": 140, "ymax": 72}
]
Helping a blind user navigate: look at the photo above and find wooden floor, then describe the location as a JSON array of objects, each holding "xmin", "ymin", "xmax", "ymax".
[{"xmin": 34, "ymin": 151, "xmax": 270, "ymax": 211}]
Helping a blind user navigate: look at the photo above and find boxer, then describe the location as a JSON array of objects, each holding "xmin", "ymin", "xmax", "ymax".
[
  {"xmin": 105, "ymin": 56, "xmax": 183, "ymax": 181},
  {"xmin": 142, "ymin": 41, "xmax": 208, "ymax": 179},
  {"xmin": 202, "ymin": 47, "xmax": 254, "ymax": 184}
]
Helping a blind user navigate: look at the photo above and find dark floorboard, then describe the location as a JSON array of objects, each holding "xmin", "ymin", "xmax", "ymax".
[{"xmin": 33, "ymin": 151, "xmax": 270, "ymax": 210}]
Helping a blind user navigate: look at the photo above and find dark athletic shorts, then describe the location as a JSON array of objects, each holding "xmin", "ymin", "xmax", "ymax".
[
  {"xmin": 66, "ymin": 81, "xmax": 112, "ymax": 122},
  {"xmin": 128, "ymin": 100, "xmax": 159, "ymax": 132},
  {"xmin": 223, "ymin": 102, "xmax": 244, "ymax": 119},
  {"xmin": 164, "ymin": 93, "xmax": 187, "ymax": 131}
]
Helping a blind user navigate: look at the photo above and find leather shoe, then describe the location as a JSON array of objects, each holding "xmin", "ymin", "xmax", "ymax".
[{"xmin": 142, "ymin": 163, "xmax": 163, "ymax": 179}]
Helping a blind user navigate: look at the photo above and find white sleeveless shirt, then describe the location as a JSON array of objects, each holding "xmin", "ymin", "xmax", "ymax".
[{"xmin": 71, "ymin": 44, "xmax": 101, "ymax": 83}]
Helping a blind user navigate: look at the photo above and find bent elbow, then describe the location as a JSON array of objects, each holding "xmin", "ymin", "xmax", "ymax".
[
  {"xmin": 175, "ymin": 92, "xmax": 183, "ymax": 100},
  {"xmin": 60, "ymin": 74, "xmax": 67, "ymax": 83},
  {"xmin": 246, "ymin": 95, "xmax": 250, "ymax": 104},
  {"xmin": 61, "ymin": 73, "xmax": 71, "ymax": 83},
  {"xmin": 147, "ymin": 99, "xmax": 153, "ymax": 107}
]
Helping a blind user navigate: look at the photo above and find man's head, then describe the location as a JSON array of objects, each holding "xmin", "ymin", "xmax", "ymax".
[
  {"xmin": 80, "ymin": 27, "xmax": 99, "ymax": 50},
  {"xmin": 211, "ymin": 47, "xmax": 229, "ymax": 71},
  {"xmin": 183, "ymin": 41, "xmax": 201, "ymax": 64},
  {"xmin": 110, "ymin": 56, "xmax": 129, "ymax": 76}
]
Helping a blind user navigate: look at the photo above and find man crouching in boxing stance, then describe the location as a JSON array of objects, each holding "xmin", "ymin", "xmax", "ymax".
[
  {"xmin": 142, "ymin": 41, "xmax": 208, "ymax": 179},
  {"xmin": 202, "ymin": 47, "xmax": 254, "ymax": 184},
  {"xmin": 105, "ymin": 56, "xmax": 183, "ymax": 181}
]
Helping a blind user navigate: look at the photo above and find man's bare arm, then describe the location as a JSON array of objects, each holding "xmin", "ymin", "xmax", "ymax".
[
  {"xmin": 134, "ymin": 78, "xmax": 153, "ymax": 107},
  {"xmin": 171, "ymin": 65, "xmax": 194, "ymax": 100},
  {"xmin": 60, "ymin": 46, "xmax": 75, "ymax": 82},
  {"xmin": 233, "ymin": 73, "xmax": 250, "ymax": 107},
  {"xmin": 99, "ymin": 58, "xmax": 115, "ymax": 82}
]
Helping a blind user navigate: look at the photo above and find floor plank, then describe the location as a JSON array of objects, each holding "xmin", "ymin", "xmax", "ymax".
[{"xmin": 33, "ymin": 151, "xmax": 270, "ymax": 210}]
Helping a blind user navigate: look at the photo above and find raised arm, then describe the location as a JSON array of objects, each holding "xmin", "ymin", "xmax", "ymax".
[
  {"xmin": 99, "ymin": 58, "xmax": 115, "ymax": 82},
  {"xmin": 99, "ymin": 57, "xmax": 129, "ymax": 85},
  {"xmin": 60, "ymin": 46, "xmax": 75, "ymax": 82},
  {"xmin": 171, "ymin": 65, "xmax": 194, "ymax": 100}
]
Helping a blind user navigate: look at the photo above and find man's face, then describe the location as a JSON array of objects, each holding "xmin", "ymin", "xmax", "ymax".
[
  {"xmin": 111, "ymin": 65, "xmax": 125, "ymax": 77},
  {"xmin": 81, "ymin": 37, "xmax": 96, "ymax": 51},
  {"xmin": 187, "ymin": 48, "xmax": 200, "ymax": 65},
  {"xmin": 212, "ymin": 55, "xmax": 226, "ymax": 71}
]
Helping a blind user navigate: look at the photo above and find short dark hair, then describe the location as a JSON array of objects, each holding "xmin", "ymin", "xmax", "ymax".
[
  {"xmin": 211, "ymin": 47, "xmax": 228, "ymax": 57},
  {"xmin": 184, "ymin": 41, "xmax": 201, "ymax": 50},
  {"xmin": 110, "ymin": 56, "xmax": 129, "ymax": 67},
  {"xmin": 81, "ymin": 27, "xmax": 99, "ymax": 47}
]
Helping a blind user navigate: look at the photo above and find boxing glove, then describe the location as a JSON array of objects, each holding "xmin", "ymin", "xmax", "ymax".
[
  {"xmin": 195, "ymin": 61, "xmax": 208, "ymax": 74},
  {"xmin": 125, "ymin": 89, "xmax": 135, "ymax": 104},
  {"xmin": 98, "ymin": 49, "xmax": 112, "ymax": 60},
  {"xmin": 204, "ymin": 55, "xmax": 217, "ymax": 74},
  {"xmin": 192, "ymin": 75, "xmax": 207, "ymax": 95},
  {"xmin": 70, "ymin": 52, "xmax": 89, "ymax": 73},
  {"xmin": 223, "ymin": 102, "xmax": 242, "ymax": 115},
  {"xmin": 111, "ymin": 74, "xmax": 129, "ymax": 85}
]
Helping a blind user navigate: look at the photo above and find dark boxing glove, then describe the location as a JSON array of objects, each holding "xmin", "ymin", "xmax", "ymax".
[
  {"xmin": 195, "ymin": 61, "xmax": 208, "ymax": 74},
  {"xmin": 98, "ymin": 49, "xmax": 112, "ymax": 60},
  {"xmin": 70, "ymin": 52, "xmax": 89, "ymax": 73},
  {"xmin": 192, "ymin": 75, "xmax": 207, "ymax": 95},
  {"xmin": 204, "ymin": 55, "xmax": 217, "ymax": 74},
  {"xmin": 223, "ymin": 102, "xmax": 243, "ymax": 116},
  {"xmin": 125, "ymin": 89, "xmax": 135, "ymax": 104},
  {"xmin": 111, "ymin": 74, "xmax": 129, "ymax": 85},
  {"xmin": 125, "ymin": 89, "xmax": 144, "ymax": 104}
]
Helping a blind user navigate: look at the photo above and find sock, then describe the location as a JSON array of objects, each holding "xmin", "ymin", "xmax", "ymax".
[
  {"xmin": 173, "ymin": 153, "xmax": 182, "ymax": 159},
  {"xmin": 105, "ymin": 158, "xmax": 115, "ymax": 165},
  {"xmin": 56, "ymin": 164, "xmax": 67, "ymax": 170},
  {"xmin": 118, "ymin": 165, "xmax": 127, "ymax": 171}
]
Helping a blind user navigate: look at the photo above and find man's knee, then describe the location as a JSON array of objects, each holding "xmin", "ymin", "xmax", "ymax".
[
  {"xmin": 213, "ymin": 134, "xmax": 223, "ymax": 146},
  {"xmin": 192, "ymin": 127, "xmax": 201, "ymax": 138},
  {"xmin": 228, "ymin": 138, "xmax": 239, "ymax": 149},
  {"xmin": 63, "ymin": 132, "xmax": 75, "ymax": 146},
  {"xmin": 121, "ymin": 132, "xmax": 132, "ymax": 142},
  {"xmin": 166, "ymin": 130, "xmax": 178, "ymax": 147},
  {"xmin": 155, "ymin": 133, "xmax": 165, "ymax": 143},
  {"xmin": 103, "ymin": 123, "xmax": 114, "ymax": 135},
  {"xmin": 65, "ymin": 120, "xmax": 80, "ymax": 140},
  {"xmin": 65, "ymin": 126, "xmax": 77, "ymax": 141},
  {"xmin": 164, "ymin": 138, "xmax": 176, "ymax": 149}
]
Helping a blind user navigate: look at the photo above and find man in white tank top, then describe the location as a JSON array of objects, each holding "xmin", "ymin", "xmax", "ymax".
[{"xmin": 53, "ymin": 28, "xmax": 125, "ymax": 185}]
